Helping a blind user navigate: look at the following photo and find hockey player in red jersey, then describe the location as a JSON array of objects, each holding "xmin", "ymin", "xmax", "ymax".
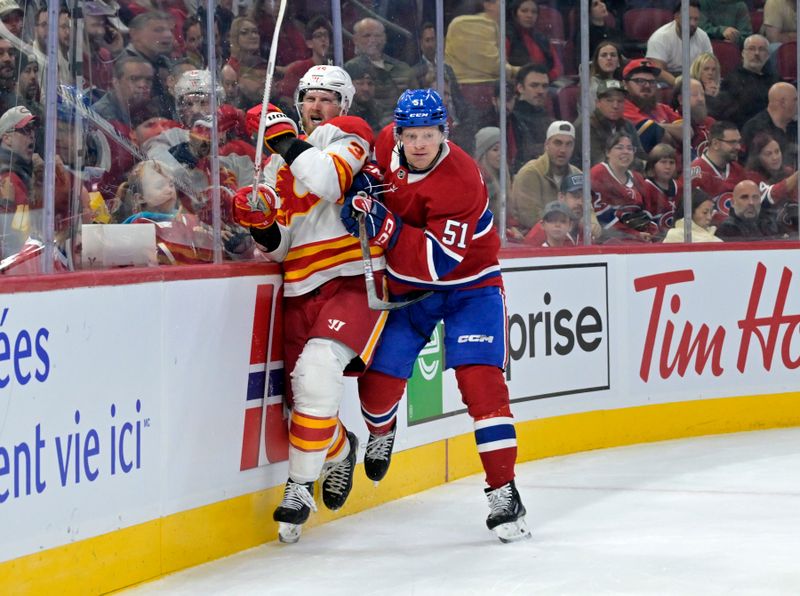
[
  {"xmin": 340, "ymin": 89, "xmax": 531, "ymax": 543},
  {"xmin": 231, "ymin": 65, "xmax": 387, "ymax": 543}
]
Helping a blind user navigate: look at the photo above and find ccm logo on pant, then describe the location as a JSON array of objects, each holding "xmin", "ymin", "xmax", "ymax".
[{"xmin": 458, "ymin": 334, "xmax": 494, "ymax": 343}]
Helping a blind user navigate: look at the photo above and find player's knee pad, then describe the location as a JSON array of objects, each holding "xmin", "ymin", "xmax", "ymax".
[
  {"xmin": 455, "ymin": 364, "xmax": 511, "ymax": 419},
  {"xmin": 291, "ymin": 338, "xmax": 354, "ymax": 418}
]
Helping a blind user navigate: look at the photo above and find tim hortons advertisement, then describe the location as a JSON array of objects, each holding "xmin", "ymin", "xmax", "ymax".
[{"xmin": 627, "ymin": 251, "xmax": 800, "ymax": 399}]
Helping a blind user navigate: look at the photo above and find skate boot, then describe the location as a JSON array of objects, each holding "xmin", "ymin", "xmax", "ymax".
[
  {"xmin": 484, "ymin": 479, "xmax": 531, "ymax": 543},
  {"xmin": 273, "ymin": 479, "xmax": 317, "ymax": 544},
  {"xmin": 321, "ymin": 431, "xmax": 359, "ymax": 511},
  {"xmin": 364, "ymin": 423, "xmax": 396, "ymax": 483}
]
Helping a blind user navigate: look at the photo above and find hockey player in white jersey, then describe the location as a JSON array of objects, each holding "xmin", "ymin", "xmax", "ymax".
[{"xmin": 232, "ymin": 65, "xmax": 386, "ymax": 543}]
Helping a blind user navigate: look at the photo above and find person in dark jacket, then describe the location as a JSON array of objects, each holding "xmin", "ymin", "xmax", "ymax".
[
  {"xmin": 716, "ymin": 179, "xmax": 783, "ymax": 241},
  {"xmin": 509, "ymin": 63, "xmax": 552, "ymax": 173}
]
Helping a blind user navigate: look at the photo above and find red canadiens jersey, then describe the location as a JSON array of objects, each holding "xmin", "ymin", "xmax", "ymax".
[
  {"xmin": 746, "ymin": 168, "xmax": 796, "ymax": 206},
  {"xmin": 641, "ymin": 178, "xmax": 677, "ymax": 233},
  {"xmin": 375, "ymin": 132, "xmax": 502, "ymax": 294},
  {"xmin": 590, "ymin": 162, "xmax": 657, "ymax": 241},
  {"xmin": 685, "ymin": 153, "xmax": 748, "ymax": 225},
  {"xmin": 260, "ymin": 115, "xmax": 383, "ymax": 297}
]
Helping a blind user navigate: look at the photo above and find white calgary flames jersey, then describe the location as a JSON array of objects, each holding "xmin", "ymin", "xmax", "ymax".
[{"xmin": 259, "ymin": 115, "xmax": 384, "ymax": 297}]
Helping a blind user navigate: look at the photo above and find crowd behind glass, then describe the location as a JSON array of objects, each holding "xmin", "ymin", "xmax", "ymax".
[{"xmin": 0, "ymin": 0, "xmax": 797, "ymax": 273}]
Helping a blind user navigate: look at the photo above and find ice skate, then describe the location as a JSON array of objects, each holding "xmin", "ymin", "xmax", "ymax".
[
  {"xmin": 364, "ymin": 423, "xmax": 396, "ymax": 483},
  {"xmin": 273, "ymin": 479, "xmax": 317, "ymax": 544},
  {"xmin": 320, "ymin": 431, "xmax": 358, "ymax": 510},
  {"xmin": 484, "ymin": 479, "xmax": 531, "ymax": 543}
]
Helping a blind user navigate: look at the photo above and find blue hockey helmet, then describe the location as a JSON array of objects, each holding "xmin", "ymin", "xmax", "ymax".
[{"xmin": 393, "ymin": 89, "xmax": 448, "ymax": 130}]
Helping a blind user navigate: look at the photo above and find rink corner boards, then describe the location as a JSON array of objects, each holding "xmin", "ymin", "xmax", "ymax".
[{"xmin": 2, "ymin": 391, "xmax": 799, "ymax": 596}]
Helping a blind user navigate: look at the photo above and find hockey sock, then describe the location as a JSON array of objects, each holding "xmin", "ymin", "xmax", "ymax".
[
  {"xmin": 456, "ymin": 365, "xmax": 518, "ymax": 489},
  {"xmin": 288, "ymin": 410, "xmax": 337, "ymax": 483},
  {"xmin": 358, "ymin": 370, "xmax": 405, "ymax": 435},
  {"xmin": 324, "ymin": 418, "xmax": 348, "ymax": 464}
]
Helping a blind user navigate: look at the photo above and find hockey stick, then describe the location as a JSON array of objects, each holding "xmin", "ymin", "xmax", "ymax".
[
  {"xmin": 249, "ymin": 0, "xmax": 288, "ymax": 209},
  {"xmin": 358, "ymin": 212, "xmax": 432, "ymax": 311}
]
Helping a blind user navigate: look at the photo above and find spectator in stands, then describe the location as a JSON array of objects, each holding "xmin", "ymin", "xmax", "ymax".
[
  {"xmin": 689, "ymin": 52, "xmax": 723, "ymax": 117},
  {"xmin": 591, "ymin": 131, "xmax": 657, "ymax": 242},
  {"xmin": 741, "ymin": 82, "xmax": 798, "ymax": 166},
  {"xmin": 642, "ymin": 143, "xmax": 678, "ymax": 234},
  {"xmin": 115, "ymin": 159, "xmax": 179, "ymax": 222},
  {"xmin": 524, "ymin": 173, "xmax": 601, "ymax": 245},
  {"xmin": 698, "ymin": 0, "xmax": 752, "ymax": 45},
  {"xmin": 662, "ymin": 187, "xmax": 722, "ymax": 242},
  {"xmin": 761, "ymin": 0, "xmax": 796, "ymax": 47},
  {"xmin": 509, "ymin": 63, "xmax": 552, "ymax": 172},
  {"xmin": 237, "ymin": 60, "xmax": 268, "ymax": 112},
  {"xmin": 344, "ymin": 18, "xmax": 416, "ymax": 126},
  {"xmin": 745, "ymin": 132, "xmax": 794, "ymax": 186},
  {"xmin": 587, "ymin": 41, "xmax": 624, "ymax": 113},
  {"xmin": 688, "ymin": 120, "xmax": 747, "ymax": 224},
  {"xmin": 182, "ymin": 15, "xmax": 206, "ymax": 68},
  {"xmin": 0, "ymin": 105, "xmax": 39, "ymax": 259},
  {"xmin": 506, "ymin": 0, "xmax": 562, "ymax": 81},
  {"xmin": 622, "ymin": 59, "xmax": 682, "ymax": 152},
  {"xmin": 413, "ymin": 21, "xmax": 459, "ymax": 89},
  {"xmin": 716, "ymin": 34, "xmax": 775, "ymax": 128},
  {"xmin": 226, "ymin": 16, "xmax": 264, "ymax": 73},
  {"xmin": 220, "ymin": 63, "xmax": 240, "ymax": 108},
  {"xmin": 6, "ymin": 53, "xmax": 40, "ymax": 120},
  {"xmin": 671, "ymin": 76, "xmax": 715, "ymax": 158},
  {"xmin": 716, "ymin": 179, "xmax": 782, "ymax": 240},
  {"xmin": 0, "ymin": 0, "xmax": 23, "ymax": 39},
  {"xmin": 536, "ymin": 201, "xmax": 576, "ymax": 247},
  {"xmin": 347, "ymin": 61, "xmax": 383, "ymax": 133},
  {"xmin": 646, "ymin": 0, "xmax": 713, "ymax": 87},
  {"xmin": 83, "ymin": 1, "xmax": 127, "ymax": 95},
  {"xmin": 249, "ymin": 0, "xmax": 307, "ymax": 70},
  {"xmin": 445, "ymin": 0, "xmax": 520, "ymax": 131},
  {"xmin": 510, "ymin": 120, "xmax": 580, "ymax": 236},
  {"xmin": 582, "ymin": 0, "xmax": 623, "ymax": 58},
  {"xmin": 574, "ymin": 79, "xmax": 646, "ymax": 167},
  {"xmin": 473, "ymin": 126, "xmax": 510, "ymax": 226},
  {"xmin": 93, "ymin": 55, "xmax": 155, "ymax": 130},
  {"xmin": 125, "ymin": 11, "xmax": 176, "ymax": 118},
  {"xmin": 277, "ymin": 16, "xmax": 332, "ymax": 105}
]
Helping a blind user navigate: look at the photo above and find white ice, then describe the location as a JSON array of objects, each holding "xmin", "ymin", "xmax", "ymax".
[{"xmin": 127, "ymin": 428, "xmax": 800, "ymax": 595}]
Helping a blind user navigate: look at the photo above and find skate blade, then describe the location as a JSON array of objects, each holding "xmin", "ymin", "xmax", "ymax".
[
  {"xmin": 492, "ymin": 517, "xmax": 532, "ymax": 543},
  {"xmin": 277, "ymin": 522, "xmax": 303, "ymax": 544}
]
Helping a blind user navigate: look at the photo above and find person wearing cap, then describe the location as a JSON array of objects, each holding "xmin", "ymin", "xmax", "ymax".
[
  {"xmin": 84, "ymin": 1, "xmax": 127, "ymax": 93},
  {"xmin": 622, "ymin": 58, "xmax": 682, "ymax": 153},
  {"xmin": 510, "ymin": 119, "xmax": 581, "ymax": 236},
  {"xmin": 574, "ymin": 78, "xmax": 646, "ymax": 168},
  {"xmin": 523, "ymin": 173, "xmax": 601, "ymax": 245},
  {"xmin": 509, "ymin": 63, "xmax": 553, "ymax": 173},
  {"xmin": 538, "ymin": 200, "xmax": 577, "ymax": 247},
  {"xmin": 590, "ymin": 130, "xmax": 658, "ymax": 243},
  {"xmin": 645, "ymin": 0, "xmax": 713, "ymax": 86},
  {"xmin": 0, "ymin": 0, "xmax": 23, "ymax": 39},
  {"xmin": 0, "ymin": 105, "xmax": 40, "ymax": 258},
  {"xmin": 5, "ymin": 53, "xmax": 40, "ymax": 121}
]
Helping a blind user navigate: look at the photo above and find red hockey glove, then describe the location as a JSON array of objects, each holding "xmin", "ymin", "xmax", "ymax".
[
  {"xmin": 232, "ymin": 185, "xmax": 278, "ymax": 229},
  {"xmin": 244, "ymin": 104, "xmax": 298, "ymax": 153},
  {"xmin": 341, "ymin": 192, "xmax": 402, "ymax": 249}
]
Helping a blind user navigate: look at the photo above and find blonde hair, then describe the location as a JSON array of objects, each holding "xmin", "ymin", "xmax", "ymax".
[
  {"xmin": 114, "ymin": 160, "xmax": 174, "ymax": 222},
  {"xmin": 689, "ymin": 52, "xmax": 720, "ymax": 86},
  {"xmin": 228, "ymin": 16, "xmax": 259, "ymax": 58}
]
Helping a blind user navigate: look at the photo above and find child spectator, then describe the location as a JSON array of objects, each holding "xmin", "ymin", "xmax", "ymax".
[
  {"xmin": 539, "ymin": 200, "xmax": 576, "ymax": 247},
  {"xmin": 642, "ymin": 143, "xmax": 678, "ymax": 234}
]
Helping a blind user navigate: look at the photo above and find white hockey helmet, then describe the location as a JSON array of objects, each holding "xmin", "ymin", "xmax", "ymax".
[
  {"xmin": 294, "ymin": 65, "xmax": 355, "ymax": 117},
  {"xmin": 174, "ymin": 69, "xmax": 225, "ymax": 104}
]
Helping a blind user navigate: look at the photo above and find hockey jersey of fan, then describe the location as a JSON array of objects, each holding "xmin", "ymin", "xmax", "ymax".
[
  {"xmin": 260, "ymin": 115, "xmax": 383, "ymax": 296},
  {"xmin": 374, "ymin": 126, "xmax": 501, "ymax": 294}
]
